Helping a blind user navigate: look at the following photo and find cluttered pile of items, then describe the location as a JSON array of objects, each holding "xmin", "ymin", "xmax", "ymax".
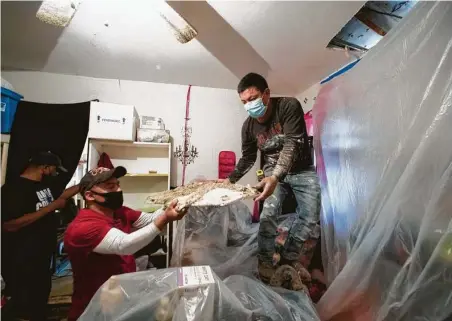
[
  {"xmin": 79, "ymin": 266, "xmax": 320, "ymax": 321},
  {"xmin": 77, "ymin": 181, "xmax": 323, "ymax": 320},
  {"xmin": 136, "ymin": 116, "xmax": 170, "ymax": 144},
  {"xmin": 74, "ymin": 179, "xmax": 325, "ymax": 321}
]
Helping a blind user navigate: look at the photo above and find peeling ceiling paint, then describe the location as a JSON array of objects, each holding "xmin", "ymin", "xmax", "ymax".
[{"xmin": 1, "ymin": 0, "xmax": 365, "ymax": 95}]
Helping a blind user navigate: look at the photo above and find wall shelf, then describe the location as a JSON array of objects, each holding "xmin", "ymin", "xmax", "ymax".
[
  {"xmin": 91, "ymin": 139, "xmax": 170, "ymax": 150},
  {"xmin": 124, "ymin": 173, "xmax": 169, "ymax": 177},
  {"xmin": 88, "ymin": 138, "xmax": 171, "ymax": 207},
  {"xmin": 87, "ymin": 138, "xmax": 173, "ymax": 267}
]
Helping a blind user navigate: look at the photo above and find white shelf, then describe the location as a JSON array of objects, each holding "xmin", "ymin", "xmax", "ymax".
[
  {"xmin": 87, "ymin": 138, "xmax": 172, "ymax": 268},
  {"xmin": 124, "ymin": 173, "xmax": 169, "ymax": 177},
  {"xmin": 91, "ymin": 139, "xmax": 170, "ymax": 149}
]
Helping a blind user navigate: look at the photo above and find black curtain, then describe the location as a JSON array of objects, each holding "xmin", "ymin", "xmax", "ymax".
[{"xmin": 5, "ymin": 101, "xmax": 91, "ymax": 196}]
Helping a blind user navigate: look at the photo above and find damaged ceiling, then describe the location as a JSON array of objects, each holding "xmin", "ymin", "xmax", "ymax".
[{"xmin": 1, "ymin": 1, "xmax": 365, "ymax": 95}]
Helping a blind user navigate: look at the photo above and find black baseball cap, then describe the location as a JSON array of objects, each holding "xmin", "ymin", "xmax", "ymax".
[
  {"xmin": 79, "ymin": 166, "xmax": 127, "ymax": 196},
  {"xmin": 29, "ymin": 151, "xmax": 68, "ymax": 172}
]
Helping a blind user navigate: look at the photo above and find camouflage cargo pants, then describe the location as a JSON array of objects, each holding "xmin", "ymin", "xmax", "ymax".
[{"xmin": 258, "ymin": 167, "xmax": 321, "ymax": 264}]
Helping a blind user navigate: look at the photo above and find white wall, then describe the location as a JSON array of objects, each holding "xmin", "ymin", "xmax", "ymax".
[
  {"xmin": 296, "ymin": 82, "xmax": 321, "ymax": 113},
  {"xmin": 2, "ymin": 71, "xmax": 259, "ymax": 193}
]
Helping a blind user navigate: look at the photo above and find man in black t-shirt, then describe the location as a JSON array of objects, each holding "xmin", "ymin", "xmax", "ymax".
[
  {"xmin": 223, "ymin": 73, "xmax": 321, "ymax": 283},
  {"xmin": 1, "ymin": 151, "xmax": 79, "ymax": 321}
]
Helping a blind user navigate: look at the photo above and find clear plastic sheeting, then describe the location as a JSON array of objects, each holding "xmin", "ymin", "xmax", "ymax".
[
  {"xmin": 313, "ymin": 2, "xmax": 452, "ymax": 321},
  {"xmin": 79, "ymin": 266, "xmax": 320, "ymax": 321},
  {"xmin": 135, "ymin": 256, "xmax": 149, "ymax": 272},
  {"xmin": 171, "ymin": 201, "xmax": 259, "ymax": 279}
]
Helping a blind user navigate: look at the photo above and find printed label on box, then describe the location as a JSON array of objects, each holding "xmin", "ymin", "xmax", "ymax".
[
  {"xmin": 140, "ymin": 116, "xmax": 165, "ymax": 129},
  {"xmin": 177, "ymin": 266, "xmax": 215, "ymax": 288},
  {"xmin": 1, "ymin": 102, "xmax": 6, "ymax": 112},
  {"xmin": 96, "ymin": 114, "xmax": 127, "ymax": 125}
]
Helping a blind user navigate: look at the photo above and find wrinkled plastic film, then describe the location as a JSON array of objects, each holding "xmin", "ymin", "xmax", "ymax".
[
  {"xmin": 171, "ymin": 201, "xmax": 259, "ymax": 279},
  {"xmin": 314, "ymin": 2, "xmax": 452, "ymax": 321},
  {"xmin": 79, "ymin": 267, "xmax": 320, "ymax": 321},
  {"xmin": 171, "ymin": 199, "xmax": 322, "ymax": 281}
]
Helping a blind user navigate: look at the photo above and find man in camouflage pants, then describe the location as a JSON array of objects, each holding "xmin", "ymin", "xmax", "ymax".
[{"xmin": 222, "ymin": 73, "xmax": 321, "ymax": 283}]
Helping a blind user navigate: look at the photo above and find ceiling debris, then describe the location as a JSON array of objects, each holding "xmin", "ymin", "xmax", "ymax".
[{"xmin": 328, "ymin": 1, "xmax": 417, "ymax": 53}]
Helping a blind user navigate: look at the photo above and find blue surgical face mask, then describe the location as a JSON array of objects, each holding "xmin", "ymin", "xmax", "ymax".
[{"xmin": 244, "ymin": 97, "xmax": 267, "ymax": 118}]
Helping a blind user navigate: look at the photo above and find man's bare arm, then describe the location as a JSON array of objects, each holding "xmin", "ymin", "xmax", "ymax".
[
  {"xmin": 3, "ymin": 198, "xmax": 66, "ymax": 232},
  {"xmin": 60, "ymin": 184, "xmax": 80, "ymax": 199},
  {"xmin": 2, "ymin": 184, "xmax": 79, "ymax": 232}
]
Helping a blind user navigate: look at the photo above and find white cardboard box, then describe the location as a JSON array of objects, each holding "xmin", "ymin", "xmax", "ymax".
[
  {"xmin": 139, "ymin": 116, "xmax": 165, "ymax": 130},
  {"xmin": 88, "ymin": 102, "xmax": 139, "ymax": 141}
]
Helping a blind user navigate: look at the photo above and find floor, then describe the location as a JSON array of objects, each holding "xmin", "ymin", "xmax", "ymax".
[{"xmin": 47, "ymin": 276, "xmax": 72, "ymax": 320}]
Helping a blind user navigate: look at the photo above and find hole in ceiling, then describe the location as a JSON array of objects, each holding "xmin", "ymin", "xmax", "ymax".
[{"xmin": 327, "ymin": 1, "xmax": 417, "ymax": 53}]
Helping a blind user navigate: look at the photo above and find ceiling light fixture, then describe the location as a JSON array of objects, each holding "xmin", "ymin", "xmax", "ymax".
[
  {"xmin": 154, "ymin": 0, "xmax": 198, "ymax": 44},
  {"xmin": 36, "ymin": 0, "xmax": 81, "ymax": 28}
]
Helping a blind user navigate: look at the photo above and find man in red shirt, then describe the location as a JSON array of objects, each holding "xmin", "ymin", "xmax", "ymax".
[{"xmin": 64, "ymin": 166, "xmax": 186, "ymax": 321}]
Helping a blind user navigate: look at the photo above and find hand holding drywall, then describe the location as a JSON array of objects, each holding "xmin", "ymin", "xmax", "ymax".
[
  {"xmin": 254, "ymin": 175, "xmax": 278, "ymax": 202},
  {"xmin": 164, "ymin": 200, "xmax": 188, "ymax": 222}
]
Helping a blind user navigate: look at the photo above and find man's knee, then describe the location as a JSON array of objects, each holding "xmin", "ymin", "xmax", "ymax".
[{"xmin": 259, "ymin": 216, "xmax": 278, "ymax": 236}]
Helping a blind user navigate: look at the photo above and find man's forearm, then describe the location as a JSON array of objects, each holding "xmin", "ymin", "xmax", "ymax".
[
  {"xmin": 273, "ymin": 139, "xmax": 298, "ymax": 180},
  {"xmin": 93, "ymin": 222, "xmax": 164, "ymax": 255},
  {"xmin": 2, "ymin": 200, "xmax": 61, "ymax": 232},
  {"xmin": 60, "ymin": 184, "xmax": 80, "ymax": 200},
  {"xmin": 133, "ymin": 208, "xmax": 164, "ymax": 229},
  {"xmin": 153, "ymin": 213, "xmax": 169, "ymax": 230}
]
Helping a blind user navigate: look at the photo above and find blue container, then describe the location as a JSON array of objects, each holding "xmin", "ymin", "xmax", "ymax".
[{"xmin": 1, "ymin": 87, "xmax": 23, "ymax": 134}]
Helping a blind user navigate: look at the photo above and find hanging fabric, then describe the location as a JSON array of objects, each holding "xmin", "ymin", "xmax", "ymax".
[
  {"xmin": 5, "ymin": 100, "xmax": 90, "ymax": 195},
  {"xmin": 97, "ymin": 152, "xmax": 114, "ymax": 169}
]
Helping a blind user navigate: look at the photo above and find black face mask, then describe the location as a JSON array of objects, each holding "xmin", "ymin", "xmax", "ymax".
[
  {"xmin": 44, "ymin": 166, "xmax": 58, "ymax": 177},
  {"xmin": 92, "ymin": 191, "xmax": 124, "ymax": 210}
]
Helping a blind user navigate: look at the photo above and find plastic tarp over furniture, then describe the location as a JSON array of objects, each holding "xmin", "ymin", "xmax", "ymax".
[
  {"xmin": 171, "ymin": 201, "xmax": 259, "ymax": 279},
  {"xmin": 314, "ymin": 2, "xmax": 452, "ymax": 321},
  {"xmin": 79, "ymin": 266, "xmax": 320, "ymax": 321}
]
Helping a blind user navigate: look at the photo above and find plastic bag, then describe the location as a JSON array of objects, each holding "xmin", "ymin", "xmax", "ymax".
[
  {"xmin": 135, "ymin": 256, "xmax": 149, "ymax": 272},
  {"xmin": 171, "ymin": 202, "xmax": 322, "ymax": 280},
  {"xmin": 171, "ymin": 201, "xmax": 259, "ymax": 279},
  {"xmin": 137, "ymin": 128, "xmax": 170, "ymax": 143},
  {"xmin": 313, "ymin": 2, "xmax": 452, "ymax": 320},
  {"xmin": 79, "ymin": 266, "xmax": 320, "ymax": 321}
]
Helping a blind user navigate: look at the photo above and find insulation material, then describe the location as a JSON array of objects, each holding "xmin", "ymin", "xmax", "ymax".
[
  {"xmin": 79, "ymin": 266, "xmax": 320, "ymax": 321},
  {"xmin": 171, "ymin": 201, "xmax": 259, "ymax": 280},
  {"xmin": 313, "ymin": 2, "xmax": 452, "ymax": 321},
  {"xmin": 146, "ymin": 181, "xmax": 258, "ymax": 210},
  {"xmin": 36, "ymin": 0, "xmax": 81, "ymax": 27}
]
